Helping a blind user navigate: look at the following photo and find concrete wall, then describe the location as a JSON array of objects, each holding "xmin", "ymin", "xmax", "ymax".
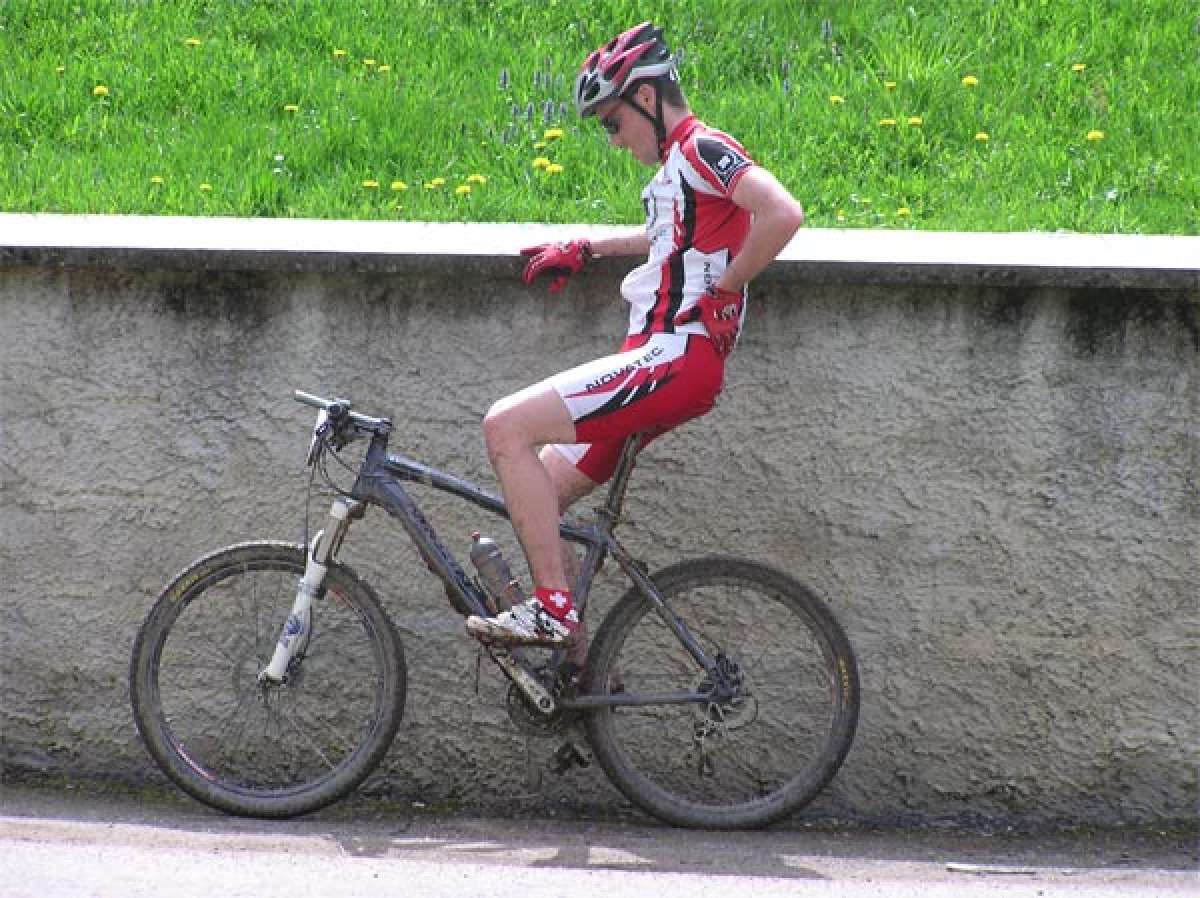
[{"xmin": 1, "ymin": 215, "xmax": 1197, "ymax": 828}]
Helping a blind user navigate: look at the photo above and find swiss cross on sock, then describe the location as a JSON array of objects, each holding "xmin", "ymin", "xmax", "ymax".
[{"xmin": 534, "ymin": 587, "xmax": 574, "ymax": 620}]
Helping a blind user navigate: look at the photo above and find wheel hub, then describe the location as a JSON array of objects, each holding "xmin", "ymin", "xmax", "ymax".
[{"xmin": 693, "ymin": 654, "xmax": 758, "ymax": 730}]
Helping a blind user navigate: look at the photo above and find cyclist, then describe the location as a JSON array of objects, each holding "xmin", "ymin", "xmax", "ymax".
[{"xmin": 467, "ymin": 22, "xmax": 804, "ymax": 648}]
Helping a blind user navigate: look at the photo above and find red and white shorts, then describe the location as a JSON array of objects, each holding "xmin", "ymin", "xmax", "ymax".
[{"xmin": 547, "ymin": 332, "xmax": 724, "ymax": 484}]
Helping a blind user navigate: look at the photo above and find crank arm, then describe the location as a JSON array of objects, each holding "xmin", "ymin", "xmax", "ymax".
[{"xmin": 488, "ymin": 646, "xmax": 556, "ymax": 715}]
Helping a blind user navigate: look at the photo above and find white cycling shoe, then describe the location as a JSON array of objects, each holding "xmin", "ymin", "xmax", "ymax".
[{"xmin": 466, "ymin": 597, "xmax": 579, "ymax": 648}]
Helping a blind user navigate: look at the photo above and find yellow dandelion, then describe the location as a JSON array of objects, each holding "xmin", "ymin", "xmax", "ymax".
[
  {"xmin": 378, "ymin": 64, "xmax": 391, "ymax": 74},
  {"xmin": 545, "ymin": 163, "xmax": 564, "ymax": 175},
  {"xmin": 199, "ymin": 183, "xmax": 212, "ymax": 193},
  {"xmin": 429, "ymin": 177, "xmax": 446, "ymax": 187},
  {"xmin": 466, "ymin": 174, "xmax": 487, "ymax": 185},
  {"xmin": 455, "ymin": 185, "xmax": 472, "ymax": 196},
  {"xmin": 534, "ymin": 141, "xmax": 548, "ymax": 150},
  {"xmin": 975, "ymin": 131, "xmax": 990, "ymax": 142},
  {"xmin": 92, "ymin": 84, "xmax": 109, "ymax": 97},
  {"xmin": 543, "ymin": 127, "xmax": 564, "ymax": 141},
  {"xmin": 884, "ymin": 80, "xmax": 897, "ymax": 91},
  {"xmin": 363, "ymin": 58, "xmax": 376, "ymax": 67},
  {"xmin": 390, "ymin": 180, "xmax": 408, "ymax": 192},
  {"xmin": 879, "ymin": 118, "xmax": 897, "ymax": 127},
  {"xmin": 55, "ymin": 65, "xmax": 65, "ymax": 74},
  {"xmin": 333, "ymin": 49, "xmax": 348, "ymax": 58},
  {"xmin": 532, "ymin": 157, "xmax": 551, "ymax": 170},
  {"xmin": 907, "ymin": 116, "xmax": 924, "ymax": 126},
  {"xmin": 362, "ymin": 179, "xmax": 380, "ymax": 189},
  {"xmin": 1071, "ymin": 63, "xmax": 1087, "ymax": 73},
  {"xmin": 283, "ymin": 104, "xmax": 299, "ymax": 113},
  {"xmin": 896, "ymin": 207, "xmax": 912, "ymax": 218},
  {"xmin": 961, "ymin": 74, "xmax": 979, "ymax": 87},
  {"xmin": 829, "ymin": 94, "xmax": 845, "ymax": 105},
  {"xmin": 1086, "ymin": 130, "xmax": 1105, "ymax": 141},
  {"xmin": 149, "ymin": 176, "xmax": 164, "ymax": 186},
  {"xmin": 185, "ymin": 37, "xmax": 202, "ymax": 47}
]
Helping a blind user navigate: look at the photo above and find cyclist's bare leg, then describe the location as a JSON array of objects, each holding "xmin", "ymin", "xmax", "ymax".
[
  {"xmin": 544, "ymin": 448, "xmax": 595, "ymax": 559},
  {"xmin": 541, "ymin": 443, "xmax": 598, "ymax": 523},
  {"xmin": 541, "ymin": 446, "xmax": 597, "ymax": 667},
  {"xmin": 483, "ymin": 383, "xmax": 577, "ymax": 591}
]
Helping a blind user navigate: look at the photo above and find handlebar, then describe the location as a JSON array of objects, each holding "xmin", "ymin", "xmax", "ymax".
[{"xmin": 294, "ymin": 390, "xmax": 392, "ymax": 436}]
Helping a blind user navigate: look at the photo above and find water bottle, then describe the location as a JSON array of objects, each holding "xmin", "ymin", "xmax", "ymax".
[{"xmin": 469, "ymin": 532, "xmax": 523, "ymax": 612}]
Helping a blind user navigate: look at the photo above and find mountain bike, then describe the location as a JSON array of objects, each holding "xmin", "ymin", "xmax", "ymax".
[{"xmin": 129, "ymin": 390, "xmax": 860, "ymax": 829}]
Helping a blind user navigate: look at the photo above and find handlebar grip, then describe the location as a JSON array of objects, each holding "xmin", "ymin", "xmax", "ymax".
[
  {"xmin": 294, "ymin": 390, "xmax": 353, "ymax": 415},
  {"xmin": 294, "ymin": 390, "xmax": 330, "ymax": 409}
]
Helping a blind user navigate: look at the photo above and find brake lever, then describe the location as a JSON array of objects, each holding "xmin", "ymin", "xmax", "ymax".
[{"xmin": 306, "ymin": 411, "xmax": 331, "ymax": 467}]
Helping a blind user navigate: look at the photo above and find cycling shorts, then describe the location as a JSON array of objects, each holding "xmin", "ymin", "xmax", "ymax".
[{"xmin": 547, "ymin": 332, "xmax": 724, "ymax": 484}]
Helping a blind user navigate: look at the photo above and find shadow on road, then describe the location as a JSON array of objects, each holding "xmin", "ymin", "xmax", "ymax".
[{"xmin": 2, "ymin": 773, "xmax": 1196, "ymax": 881}]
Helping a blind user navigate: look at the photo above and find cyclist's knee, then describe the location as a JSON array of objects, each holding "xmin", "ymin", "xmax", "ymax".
[
  {"xmin": 483, "ymin": 387, "xmax": 574, "ymax": 458},
  {"xmin": 481, "ymin": 400, "xmax": 511, "ymax": 452},
  {"xmin": 483, "ymin": 397, "xmax": 529, "ymax": 462}
]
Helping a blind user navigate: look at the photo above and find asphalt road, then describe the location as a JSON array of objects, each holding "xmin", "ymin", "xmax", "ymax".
[{"xmin": 1, "ymin": 778, "xmax": 1195, "ymax": 898}]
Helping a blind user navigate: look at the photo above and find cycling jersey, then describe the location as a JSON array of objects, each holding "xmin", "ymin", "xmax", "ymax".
[{"xmin": 620, "ymin": 115, "xmax": 755, "ymax": 337}]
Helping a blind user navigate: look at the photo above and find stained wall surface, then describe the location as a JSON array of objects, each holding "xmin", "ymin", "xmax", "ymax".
[{"xmin": 1, "ymin": 217, "xmax": 1196, "ymax": 827}]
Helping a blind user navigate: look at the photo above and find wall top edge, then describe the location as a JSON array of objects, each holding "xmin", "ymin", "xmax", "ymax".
[{"xmin": 0, "ymin": 214, "xmax": 1196, "ymax": 288}]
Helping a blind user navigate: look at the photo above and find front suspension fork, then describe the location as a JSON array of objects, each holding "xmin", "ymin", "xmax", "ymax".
[{"xmin": 260, "ymin": 497, "xmax": 362, "ymax": 683}]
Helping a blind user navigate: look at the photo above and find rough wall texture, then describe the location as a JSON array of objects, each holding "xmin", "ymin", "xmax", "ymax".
[{"xmin": 1, "ymin": 255, "xmax": 1196, "ymax": 828}]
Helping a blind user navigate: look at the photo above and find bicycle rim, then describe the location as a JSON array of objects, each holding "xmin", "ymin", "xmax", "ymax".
[
  {"xmin": 584, "ymin": 557, "xmax": 858, "ymax": 829},
  {"xmin": 133, "ymin": 543, "xmax": 403, "ymax": 817}
]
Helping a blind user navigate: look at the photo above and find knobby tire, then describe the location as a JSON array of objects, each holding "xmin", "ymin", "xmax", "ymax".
[
  {"xmin": 583, "ymin": 556, "xmax": 859, "ymax": 829},
  {"xmin": 129, "ymin": 542, "xmax": 405, "ymax": 818}
]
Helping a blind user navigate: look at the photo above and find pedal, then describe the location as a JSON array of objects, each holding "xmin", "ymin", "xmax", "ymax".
[{"xmin": 551, "ymin": 741, "xmax": 590, "ymax": 775}]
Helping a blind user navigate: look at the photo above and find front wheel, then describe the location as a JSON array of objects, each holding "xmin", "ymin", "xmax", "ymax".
[
  {"xmin": 583, "ymin": 557, "xmax": 859, "ymax": 829},
  {"xmin": 130, "ymin": 541, "xmax": 406, "ymax": 818}
]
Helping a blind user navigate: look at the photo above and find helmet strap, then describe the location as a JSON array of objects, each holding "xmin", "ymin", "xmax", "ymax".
[{"xmin": 620, "ymin": 81, "xmax": 669, "ymax": 159}]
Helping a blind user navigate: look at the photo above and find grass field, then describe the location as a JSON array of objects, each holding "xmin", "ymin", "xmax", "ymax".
[{"xmin": 1, "ymin": 1, "xmax": 1196, "ymax": 233}]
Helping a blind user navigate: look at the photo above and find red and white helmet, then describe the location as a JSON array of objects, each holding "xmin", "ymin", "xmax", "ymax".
[{"xmin": 574, "ymin": 22, "xmax": 677, "ymax": 118}]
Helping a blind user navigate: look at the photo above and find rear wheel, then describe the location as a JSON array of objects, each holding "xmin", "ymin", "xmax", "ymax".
[
  {"xmin": 583, "ymin": 556, "xmax": 859, "ymax": 829},
  {"xmin": 130, "ymin": 541, "xmax": 405, "ymax": 818}
]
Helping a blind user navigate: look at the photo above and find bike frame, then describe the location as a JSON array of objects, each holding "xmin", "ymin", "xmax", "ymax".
[{"xmin": 264, "ymin": 396, "xmax": 723, "ymax": 716}]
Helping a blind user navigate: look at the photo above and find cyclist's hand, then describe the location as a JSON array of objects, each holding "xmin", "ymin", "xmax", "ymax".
[
  {"xmin": 677, "ymin": 285, "xmax": 744, "ymax": 358},
  {"xmin": 519, "ymin": 239, "xmax": 593, "ymax": 293}
]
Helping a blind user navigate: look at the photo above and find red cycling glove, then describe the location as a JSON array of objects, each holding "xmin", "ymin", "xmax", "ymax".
[
  {"xmin": 519, "ymin": 239, "xmax": 594, "ymax": 293},
  {"xmin": 675, "ymin": 285, "xmax": 744, "ymax": 358}
]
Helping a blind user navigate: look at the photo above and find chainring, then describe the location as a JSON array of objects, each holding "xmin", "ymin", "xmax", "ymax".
[{"xmin": 505, "ymin": 682, "xmax": 575, "ymax": 736}]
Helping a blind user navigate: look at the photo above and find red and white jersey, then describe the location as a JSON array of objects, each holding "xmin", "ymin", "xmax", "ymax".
[{"xmin": 620, "ymin": 115, "xmax": 754, "ymax": 337}]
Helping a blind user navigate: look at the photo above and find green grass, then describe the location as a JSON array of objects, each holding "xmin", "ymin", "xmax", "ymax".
[{"xmin": 0, "ymin": 0, "xmax": 1196, "ymax": 233}]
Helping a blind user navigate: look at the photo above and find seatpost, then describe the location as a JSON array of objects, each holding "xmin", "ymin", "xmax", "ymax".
[{"xmin": 598, "ymin": 434, "xmax": 643, "ymax": 524}]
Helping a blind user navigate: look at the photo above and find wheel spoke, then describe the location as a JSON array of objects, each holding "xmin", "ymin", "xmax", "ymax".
[{"xmin": 274, "ymin": 702, "xmax": 341, "ymax": 772}]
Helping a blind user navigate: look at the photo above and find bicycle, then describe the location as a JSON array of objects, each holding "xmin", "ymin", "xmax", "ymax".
[{"xmin": 130, "ymin": 390, "xmax": 860, "ymax": 829}]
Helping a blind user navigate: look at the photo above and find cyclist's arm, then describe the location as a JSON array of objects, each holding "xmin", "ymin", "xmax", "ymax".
[
  {"xmin": 716, "ymin": 167, "xmax": 804, "ymax": 293},
  {"xmin": 589, "ymin": 230, "xmax": 651, "ymax": 258}
]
